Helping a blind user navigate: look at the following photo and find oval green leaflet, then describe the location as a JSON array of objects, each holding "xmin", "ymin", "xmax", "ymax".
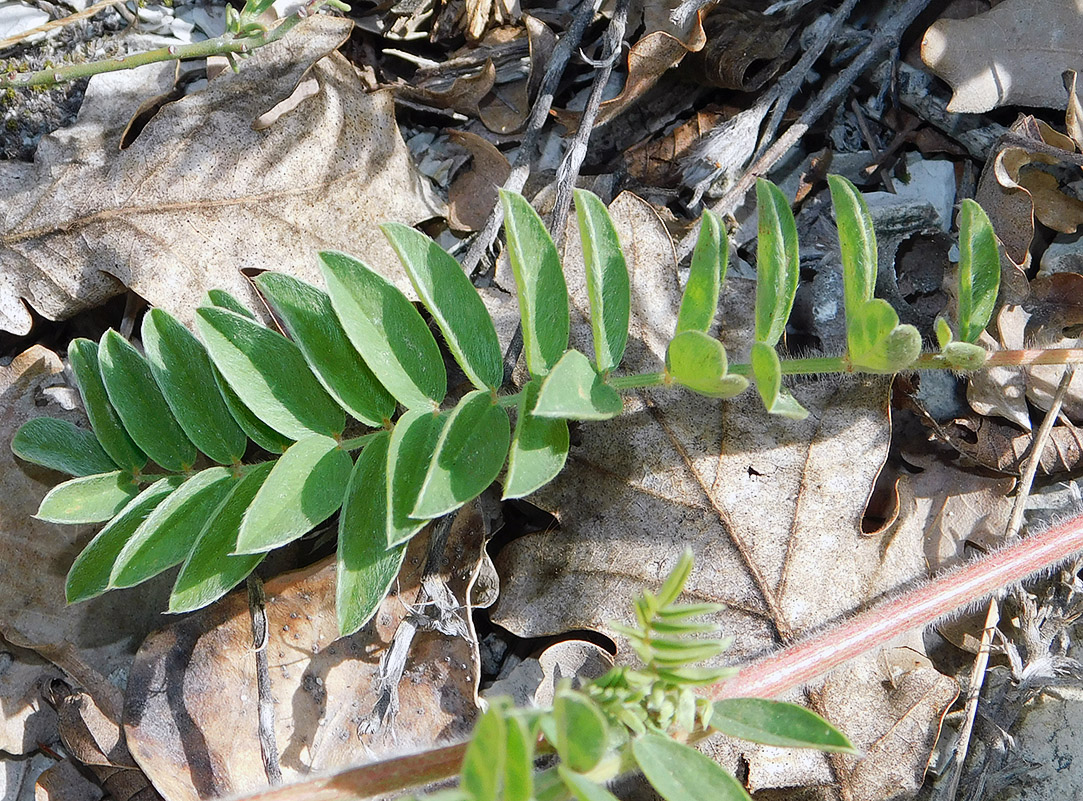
[
  {"xmin": 36, "ymin": 470, "xmax": 141, "ymax": 524},
  {"xmin": 382, "ymin": 223, "xmax": 504, "ymax": 392},
  {"xmin": 386, "ymin": 408, "xmax": 448, "ymax": 547},
  {"xmin": 750, "ymin": 342, "xmax": 807, "ymax": 420},
  {"xmin": 754, "ymin": 178, "xmax": 799, "ymax": 348},
  {"xmin": 533, "ymin": 349, "xmax": 623, "ymax": 420},
  {"xmin": 826, "ymin": 174, "xmax": 877, "ymax": 319},
  {"xmin": 574, "ymin": 189, "xmax": 629, "ymax": 374},
  {"xmin": 675, "ymin": 208, "xmax": 727, "ymax": 336},
  {"xmin": 711, "ymin": 698, "xmax": 856, "ymax": 752},
  {"xmin": 502, "ymin": 379, "xmax": 569, "ymax": 500},
  {"xmin": 632, "ymin": 733, "xmax": 750, "ymax": 801},
  {"xmin": 12, "ymin": 417, "xmax": 118, "ymax": 477},
  {"xmin": 67, "ymin": 338, "xmax": 147, "ymax": 473},
  {"xmin": 956, "ymin": 198, "xmax": 1000, "ymax": 344},
  {"xmin": 666, "ymin": 331, "xmax": 748, "ymax": 399}
]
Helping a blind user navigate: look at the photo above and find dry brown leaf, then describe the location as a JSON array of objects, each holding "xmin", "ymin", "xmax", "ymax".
[
  {"xmin": 124, "ymin": 512, "xmax": 487, "ymax": 800},
  {"xmin": 397, "ymin": 60, "xmax": 497, "ymax": 118},
  {"xmin": 685, "ymin": 7, "xmax": 796, "ymax": 91},
  {"xmin": 947, "ymin": 416, "xmax": 1083, "ymax": 475},
  {"xmin": 447, "ymin": 131, "xmax": 510, "ymax": 231},
  {"xmin": 624, "ymin": 108, "xmax": 726, "ymax": 187},
  {"xmin": 492, "ymin": 194, "xmax": 956, "ymax": 800},
  {"xmin": 0, "ymin": 15, "xmax": 442, "ymax": 336},
  {"xmin": 34, "ymin": 758, "xmax": 106, "ymax": 801},
  {"xmin": 921, "ymin": 0, "xmax": 1083, "ymax": 113},
  {"xmin": 478, "ymin": 16, "xmax": 555, "ymax": 134}
]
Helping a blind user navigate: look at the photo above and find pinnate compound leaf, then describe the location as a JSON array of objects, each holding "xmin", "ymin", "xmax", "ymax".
[
  {"xmin": 211, "ymin": 365, "xmax": 293, "ymax": 454},
  {"xmin": 575, "ymin": 189, "xmax": 630, "ymax": 373},
  {"xmin": 461, "ymin": 705, "xmax": 507, "ymax": 801},
  {"xmin": 99, "ymin": 330, "xmax": 198, "ymax": 472},
  {"xmin": 387, "ymin": 408, "xmax": 448, "ymax": 547},
  {"xmin": 66, "ymin": 476, "xmax": 182, "ymax": 603},
  {"xmin": 12, "ymin": 417, "xmax": 118, "ymax": 476},
  {"xmin": 500, "ymin": 190, "xmax": 569, "ymax": 376},
  {"xmin": 533, "ymin": 350, "xmax": 623, "ymax": 420},
  {"xmin": 382, "ymin": 223, "xmax": 504, "ymax": 391},
  {"xmin": 827, "ymin": 174, "xmax": 878, "ymax": 317},
  {"xmin": 711, "ymin": 699, "xmax": 857, "ymax": 753},
  {"xmin": 957, "ymin": 198, "xmax": 1001, "ymax": 343},
  {"xmin": 503, "ymin": 380, "xmax": 569, "ymax": 500},
  {"xmin": 169, "ymin": 462, "xmax": 274, "ymax": 613},
  {"xmin": 553, "ymin": 690, "xmax": 609, "ymax": 773},
  {"xmin": 558, "ymin": 767, "xmax": 621, "ymax": 801},
  {"xmin": 320, "ymin": 249, "xmax": 446, "ymax": 409},
  {"xmin": 36, "ymin": 470, "xmax": 140, "ymax": 523},
  {"xmin": 142, "ymin": 309, "xmax": 247, "ymax": 465},
  {"xmin": 413, "ymin": 391, "xmax": 510, "ymax": 519},
  {"xmin": 754, "ymin": 179, "xmax": 799, "ymax": 347},
  {"xmin": 750, "ymin": 342, "xmax": 808, "ymax": 420},
  {"xmin": 847, "ymin": 299, "xmax": 921, "ymax": 374},
  {"xmin": 337, "ymin": 431, "xmax": 407, "ymax": 636},
  {"xmin": 632, "ymin": 734, "xmax": 751, "ymax": 801},
  {"xmin": 666, "ymin": 331, "xmax": 749, "ymax": 399},
  {"xmin": 111, "ymin": 467, "xmax": 237, "ymax": 589},
  {"xmin": 237, "ymin": 435, "xmax": 353, "ymax": 554},
  {"xmin": 676, "ymin": 208, "xmax": 727, "ymax": 335},
  {"xmin": 196, "ymin": 305, "xmax": 345, "ymax": 440},
  {"xmin": 253, "ymin": 272, "xmax": 396, "ymax": 428},
  {"xmin": 68, "ymin": 338, "xmax": 147, "ymax": 473}
]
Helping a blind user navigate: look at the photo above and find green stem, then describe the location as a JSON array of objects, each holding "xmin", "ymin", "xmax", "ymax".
[
  {"xmin": 338, "ymin": 431, "xmax": 383, "ymax": 452},
  {"xmin": 608, "ymin": 372, "xmax": 666, "ymax": 390}
]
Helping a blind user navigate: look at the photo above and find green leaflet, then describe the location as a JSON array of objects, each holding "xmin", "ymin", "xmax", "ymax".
[
  {"xmin": 169, "ymin": 462, "xmax": 274, "ymax": 613},
  {"xmin": 676, "ymin": 208, "xmax": 727, "ymax": 335},
  {"xmin": 142, "ymin": 309, "xmax": 247, "ymax": 465},
  {"xmin": 750, "ymin": 342, "xmax": 808, "ymax": 420},
  {"xmin": 533, "ymin": 350, "xmax": 623, "ymax": 420},
  {"xmin": 666, "ymin": 331, "xmax": 748, "ymax": 399},
  {"xmin": 382, "ymin": 223, "xmax": 504, "ymax": 392},
  {"xmin": 204, "ymin": 288, "xmax": 256, "ymax": 318},
  {"xmin": 827, "ymin": 174, "xmax": 878, "ymax": 319},
  {"xmin": 711, "ymin": 699, "xmax": 856, "ymax": 753},
  {"xmin": 68, "ymin": 339, "xmax": 147, "ymax": 473},
  {"xmin": 99, "ymin": 330, "xmax": 198, "ymax": 473},
  {"xmin": 632, "ymin": 734, "xmax": 750, "ymax": 801},
  {"xmin": 754, "ymin": 179, "xmax": 799, "ymax": 348},
  {"xmin": 337, "ymin": 432, "xmax": 406, "ymax": 636},
  {"xmin": 502, "ymin": 713, "xmax": 535, "ymax": 801},
  {"xmin": 553, "ymin": 690, "xmax": 609, "ymax": 774},
  {"xmin": 111, "ymin": 467, "xmax": 237, "ymax": 589},
  {"xmin": 558, "ymin": 768, "xmax": 621, "ymax": 801},
  {"xmin": 236, "ymin": 435, "xmax": 353, "ymax": 554},
  {"xmin": 500, "ymin": 190, "xmax": 570, "ymax": 377},
  {"xmin": 12, "ymin": 418, "xmax": 118, "ymax": 476},
  {"xmin": 386, "ymin": 408, "xmax": 447, "ymax": 547},
  {"xmin": 66, "ymin": 476, "xmax": 183, "ymax": 603},
  {"xmin": 461, "ymin": 705, "xmax": 507, "ymax": 801},
  {"xmin": 412, "ymin": 390, "xmax": 510, "ymax": 519},
  {"xmin": 253, "ymin": 272, "xmax": 396, "ymax": 428},
  {"xmin": 957, "ymin": 198, "xmax": 1000, "ymax": 343},
  {"xmin": 36, "ymin": 470, "xmax": 140, "ymax": 524},
  {"xmin": 503, "ymin": 380, "xmax": 569, "ymax": 500},
  {"xmin": 846, "ymin": 298, "xmax": 921, "ymax": 374},
  {"xmin": 320, "ymin": 249, "xmax": 447, "ymax": 409},
  {"xmin": 196, "ymin": 305, "xmax": 345, "ymax": 440},
  {"xmin": 575, "ymin": 189, "xmax": 630, "ymax": 373},
  {"xmin": 211, "ymin": 364, "xmax": 293, "ymax": 454}
]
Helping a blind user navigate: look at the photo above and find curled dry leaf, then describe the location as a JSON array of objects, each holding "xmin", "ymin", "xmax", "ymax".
[
  {"xmin": 0, "ymin": 15, "xmax": 442, "ymax": 336},
  {"xmin": 921, "ymin": 0, "xmax": 1083, "ymax": 113},
  {"xmin": 478, "ymin": 16, "xmax": 555, "ymax": 134},
  {"xmin": 947, "ymin": 415, "xmax": 1083, "ymax": 476},
  {"xmin": 685, "ymin": 6, "xmax": 797, "ymax": 91},
  {"xmin": 492, "ymin": 194, "xmax": 956, "ymax": 800},
  {"xmin": 397, "ymin": 60, "xmax": 498, "ymax": 119},
  {"xmin": 123, "ymin": 512, "xmax": 488, "ymax": 800},
  {"xmin": 447, "ymin": 131, "xmax": 511, "ymax": 231}
]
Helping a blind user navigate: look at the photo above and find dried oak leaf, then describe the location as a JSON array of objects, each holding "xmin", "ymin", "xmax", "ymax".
[
  {"xmin": 0, "ymin": 15, "xmax": 441, "ymax": 336},
  {"xmin": 123, "ymin": 512, "xmax": 488, "ymax": 801},
  {"xmin": 447, "ymin": 130, "xmax": 510, "ymax": 231},
  {"xmin": 947, "ymin": 415, "xmax": 1083, "ymax": 476},
  {"xmin": 491, "ymin": 194, "xmax": 956, "ymax": 801},
  {"xmin": 921, "ymin": 0, "xmax": 1083, "ymax": 113}
]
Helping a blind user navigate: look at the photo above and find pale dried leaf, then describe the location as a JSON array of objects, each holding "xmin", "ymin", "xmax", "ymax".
[
  {"xmin": 0, "ymin": 16, "xmax": 442, "ymax": 335},
  {"xmin": 447, "ymin": 131, "xmax": 510, "ymax": 231},
  {"xmin": 34, "ymin": 758, "xmax": 105, "ymax": 801}
]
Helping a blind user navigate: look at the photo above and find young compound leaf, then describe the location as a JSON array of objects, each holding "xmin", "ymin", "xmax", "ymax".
[
  {"xmin": 503, "ymin": 380, "xmax": 569, "ymax": 500},
  {"xmin": 676, "ymin": 209, "xmax": 728, "ymax": 335},
  {"xmin": 142, "ymin": 309, "xmax": 248, "ymax": 465},
  {"xmin": 65, "ymin": 476, "xmax": 183, "ymax": 603},
  {"xmin": 99, "ymin": 330, "xmax": 198, "ymax": 473},
  {"xmin": 500, "ymin": 190, "xmax": 570, "ymax": 377},
  {"xmin": 12, "ymin": 418, "xmax": 118, "ymax": 477},
  {"xmin": 533, "ymin": 350, "xmax": 622, "ymax": 420},
  {"xmin": 211, "ymin": 365, "xmax": 293, "ymax": 454},
  {"xmin": 666, "ymin": 331, "xmax": 749, "ymax": 400},
  {"xmin": 386, "ymin": 408, "xmax": 448, "ymax": 547},
  {"xmin": 553, "ymin": 690, "xmax": 609, "ymax": 774},
  {"xmin": 197, "ymin": 306, "xmax": 345, "ymax": 440},
  {"xmin": 382, "ymin": 223, "xmax": 504, "ymax": 391},
  {"xmin": 711, "ymin": 699, "xmax": 857, "ymax": 753},
  {"xmin": 558, "ymin": 767, "xmax": 621, "ymax": 801},
  {"xmin": 575, "ymin": 189, "xmax": 630, "ymax": 373},
  {"xmin": 632, "ymin": 734, "xmax": 751, "ymax": 801},
  {"xmin": 461, "ymin": 704, "xmax": 507, "ymax": 801},
  {"xmin": 111, "ymin": 467, "xmax": 238, "ymax": 588},
  {"xmin": 413, "ymin": 391, "xmax": 510, "ymax": 519},
  {"xmin": 750, "ymin": 342, "xmax": 808, "ymax": 420},
  {"xmin": 957, "ymin": 198, "xmax": 1001, "ymax": 343},
  {"xmin": 754, "ymin": 179, "xmax": 799, "ymax": 348},
  {"xmin": 253, "ymin": 272, "xmax": 396, "ymax": 428},
  {"xmin": 68, "ymin": 339, "xmax": 147, "ymax": 473},
  {"xmin": 320, "ymin": 250, "xmax": 447, "ymax": 409},
  {"xmin": 337, "ymin": 431, "xmax": 407, "ymax": 636},
  {"xmin": 169, "ymin": 462, "xmax": 275, "ymax": 613},
  {"xmin": 846, "ymin": 299, "xmax": 921, "ymax": 374},
  {"xmin": 36, "ymin": 470, "xmax": 141, "ymax": 524},
  {"xmin": 656, "ymin": 548, "xmax": 694, "ymax": 607},
  {"xmin": 827, "ymin": 174, "xmax": 877, "ymax": 318},
  {"xmin": 237, "ymin": 435, "xmax": 353, "ymax": 554}
]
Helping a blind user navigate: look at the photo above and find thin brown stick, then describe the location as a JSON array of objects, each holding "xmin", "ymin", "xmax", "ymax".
[{"xmin": 248, "ymin": 574, "xmax": 282, "ymax": 786}]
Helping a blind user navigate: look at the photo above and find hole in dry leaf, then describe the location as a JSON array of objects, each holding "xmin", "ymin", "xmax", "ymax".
[{"xmin": 253, "ymin": 77, "xmax": 321, "ymax": 131}]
